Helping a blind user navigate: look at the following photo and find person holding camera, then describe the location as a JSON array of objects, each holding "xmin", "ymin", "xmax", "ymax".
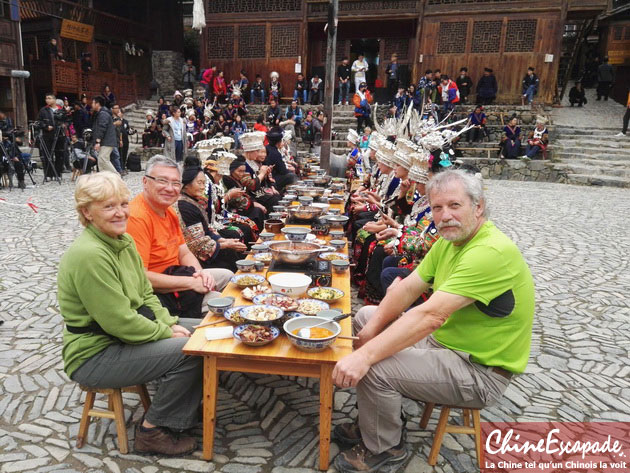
[
  {"xmin": 182, "ymin": 59, "xmax": 196, "ymax": 91},
  {"xmin": 0, "ymin": 111, "xmax": 27, "ymax": 189},
  {"xmin": 91, "ymin": 96, "xmax": 119, "ymax": 174},
  {"xmin": 37, "ymin": 93, "xmax": 65, "ymax": 178}
]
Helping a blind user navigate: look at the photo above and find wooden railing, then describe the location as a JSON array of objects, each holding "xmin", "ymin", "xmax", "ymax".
[{"xmin": 50, "ymin": 60, "xmax": 138, "ymax": 106}]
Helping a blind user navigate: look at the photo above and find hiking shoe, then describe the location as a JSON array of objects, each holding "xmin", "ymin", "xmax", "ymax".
[
  {"xmin": 334, "ymin": 440, "xmax": 408, "ymax": 473},
  {"xmin": 334, "ymin": 422, "xmax": 362, "ymax": 446},
  {"xmin": 134, "ymin": 424, "xmax": 196, "ymax": 456},
  {"xmin": 615, "ymin": 132, "xmax": 626, "ymax": 137}
]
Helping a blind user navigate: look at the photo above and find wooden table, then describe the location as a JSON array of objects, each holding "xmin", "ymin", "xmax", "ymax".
[{"xmin": 183, "ymin": 204, "xmax": 353, "ymax": 470}]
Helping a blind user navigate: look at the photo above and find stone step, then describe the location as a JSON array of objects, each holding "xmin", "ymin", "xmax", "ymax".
[
  {"xmin": 566, "ymin": 173, "xmax": 630, "ymax": 188},
  {"xmin": 553, "ymin": 163, "xmax": 630, "ymax": 178},
  {"xmin": 554, "ymin": 126, "xmax": 620, "ymax": 135},
  {"xmin": 554, "ymin": 151, "xmax": 630, "ymax": 161},
  {"xmin": 554, "ymin": 146, "xmax": 630, "ymax": 157}
]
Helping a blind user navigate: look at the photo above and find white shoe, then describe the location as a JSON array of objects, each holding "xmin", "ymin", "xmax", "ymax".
[
  {"xmin": 520, "ymin": 155, "xmax": 531, "ymax": 161},
  {"xmin": 615, "ymin": 132, "xmax": 626, "ymax": 137}
]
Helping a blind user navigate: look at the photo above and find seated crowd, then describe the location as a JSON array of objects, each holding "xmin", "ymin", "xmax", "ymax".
[{"xmin": 58, "ymin": 113, "xmax": 534, "ymax": 472}]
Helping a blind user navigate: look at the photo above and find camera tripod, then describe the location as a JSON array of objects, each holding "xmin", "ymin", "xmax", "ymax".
[
  {"xmin": 32, "ymin": 124, "xmax": 63, "ymax": 185},
  {"xmin": 0, "ymin": 130, "xmax": 36, "ymax": 190}
]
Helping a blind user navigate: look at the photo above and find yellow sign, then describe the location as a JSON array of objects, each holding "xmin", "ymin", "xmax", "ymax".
[
  {"xmin": 60, "ymin": 19, "xmax": 94, "ymax": 43},
  {"xmin": 608, "ymin": 50, "xmax": 630, "ymax": 65}
]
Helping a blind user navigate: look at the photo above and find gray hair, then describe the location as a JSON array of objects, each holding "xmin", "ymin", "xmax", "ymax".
[
  {"xmin": 145, "ymin": 155, "xmax": 181, "ymax": 176},
  {"xmin": 426, "ymin": 169, "xmax": 489, "ymax": 218}
]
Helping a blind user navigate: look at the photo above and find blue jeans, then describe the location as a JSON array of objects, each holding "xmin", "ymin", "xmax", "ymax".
[
  {"xmin": 250, "ymin": 90, "xmax": 265, "ymax": 104},
  {"xmin": 110, "ymin": 147, "xmax": 123, "ymax": 172},
  {"xmin": 525, "ymin": 144, "xmax": 540, "ymax": 158},
  {"xmin": 293, "ymin": 89, "xmax": 307, "ymax": 104},
  {"xmin": 175, "ymin": 140, "xmax": 184, "ymax": 162},
  {"xmin": 339, "ymin": 81, "xmax": 350, "ymax": 103},
  {"xmin": 523, "ymin": 85, "xmax": 536, "ymax": 104}
]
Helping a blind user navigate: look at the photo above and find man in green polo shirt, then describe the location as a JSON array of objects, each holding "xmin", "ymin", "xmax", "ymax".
[{"xmin": 332, "ymin": 169, "xmax": 535, "ymax": 473}]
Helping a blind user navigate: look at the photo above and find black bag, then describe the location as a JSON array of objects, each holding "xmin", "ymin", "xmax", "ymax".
[
  {"xmin": 156, "ymin": 265, "xmax": 204, "ymax": 318},
  {"xmin": 127, "ymin": 152, "xmax": 142, "ymax": 172}
]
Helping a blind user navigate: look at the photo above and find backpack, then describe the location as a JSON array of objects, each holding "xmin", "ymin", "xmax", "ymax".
[
  {"xmin": 198, "ymin": 68, "xmax": 206, "ymax": 81},
  {"xmin": 127, "ymin": 152, "xmax": 142, "ymax": 172}
]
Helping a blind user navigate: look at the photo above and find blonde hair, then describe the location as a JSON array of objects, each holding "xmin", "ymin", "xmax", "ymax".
[{"xmin": 75, "ymin": 172, "xmax": 131, "ymax": 226}]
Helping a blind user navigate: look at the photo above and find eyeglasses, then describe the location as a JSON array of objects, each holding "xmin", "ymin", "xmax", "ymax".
[{"xmin": 145, "ymin": 175, "xmax": 183, "ymax": 190}]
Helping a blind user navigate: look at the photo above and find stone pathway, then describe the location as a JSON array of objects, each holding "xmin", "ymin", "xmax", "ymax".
[{"xmin": 1, "ymin": 174, "xmax": 630, "ymax": 473}]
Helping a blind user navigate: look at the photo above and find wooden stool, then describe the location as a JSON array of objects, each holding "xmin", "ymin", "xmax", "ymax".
[
  {"xmin": 419, "ymin": 403, "xmax": 483, "ymax": 468},
  {"xmin": 77, "ymin": 384, "xmax": 151, "ymax": 454}
]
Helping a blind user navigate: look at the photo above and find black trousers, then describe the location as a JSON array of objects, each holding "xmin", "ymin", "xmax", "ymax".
[
  {"xmin": 597, "ymin": 81, "xmax": 611, "ymax": 100},
  {"xmin": 121, "ymin": 140, "xmax": 129, "ymax": 169},
  {"xmin": 356, "ymin": 116, "xmax": 374, "ymax": 133}
]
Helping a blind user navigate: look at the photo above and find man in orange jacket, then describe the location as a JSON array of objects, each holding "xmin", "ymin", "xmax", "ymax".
[{"xmin": 353, "ymin": 82, "xmax": 374, "ymax": 133}]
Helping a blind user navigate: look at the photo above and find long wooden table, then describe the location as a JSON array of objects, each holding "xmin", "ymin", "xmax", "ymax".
[{"xmin": 182, "ymin": 205, "xmax": 352, "ymax": 470}]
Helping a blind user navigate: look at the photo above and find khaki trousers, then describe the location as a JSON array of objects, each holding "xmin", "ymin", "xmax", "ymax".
[
  {"xmin": 201, "ymin": 268, "xmax": 234, "ymax": 305},
  {"xmin": 96, "ymin": 145, "xmax": 117, "ymax": 174},
  {"xmin": 353, "ymin": 305, "xmax": 511, "ymax": 454}
]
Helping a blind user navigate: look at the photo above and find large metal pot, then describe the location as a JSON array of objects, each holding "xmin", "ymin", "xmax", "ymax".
[
  {"xmin": 287, "ymin": 205, "xmax": 325, "ymax": 221},
  {"xmin": 296, "ymin": 187, "xmax": 325, "ymax": 197},
  {"xmin": 267, "ymin": 241, "xmax": 330, "ymax": 265}
]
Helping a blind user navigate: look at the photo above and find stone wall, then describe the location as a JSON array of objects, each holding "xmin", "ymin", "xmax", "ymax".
[
  {"xmin": 152, "ymin": 50, "xmax": 184, "ymax": 97},
  {"xmin": 460, "ymin": 157, "xmax": 569, "ymax": 183}
]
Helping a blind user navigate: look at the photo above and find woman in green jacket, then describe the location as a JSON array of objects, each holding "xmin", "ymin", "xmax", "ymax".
[{"xmin": 58, "ymin": 172, "xmax": 201, "ymax": 456}]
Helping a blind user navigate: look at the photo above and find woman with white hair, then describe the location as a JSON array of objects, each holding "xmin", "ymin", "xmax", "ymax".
[
  {"xmin": 268, "ymin": 71, "xmax": 282, "ymax": 102},
  {"xmin": 522, "ymin": 117, "xmax": 548, "ymax": 160},
  {"xmin": 58, "ymin": 172, "xmax": 201, "ymax": 456}
]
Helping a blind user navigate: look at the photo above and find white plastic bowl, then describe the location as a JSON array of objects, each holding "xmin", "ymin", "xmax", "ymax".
[{"xmin": 267, "ymin": 272, "xmax": 312, "ymax": 298}]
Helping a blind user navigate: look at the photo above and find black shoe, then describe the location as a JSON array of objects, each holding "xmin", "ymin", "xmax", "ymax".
[
  {"xmin": 18, "ymin": 180, "xmax": 26, "ymax": 190},
  {"xmin": 334, "ymin": 440, "xmax": 408, "ymax": 473},
  {"xmin": 334, "ymin": 422, "xmax": 362, "ymax": 446}
]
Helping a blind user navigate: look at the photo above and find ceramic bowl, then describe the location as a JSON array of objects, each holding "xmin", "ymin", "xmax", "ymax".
[
  {"xmin": 298, "ymin": 196, "xmax": 314, "ymax": 205},
  {"xmin": 281, "ymin": 226, "xmax": 310, "ymax": 242},
  {"xmin": 284, "ymin": 316, "xmax": 342, "ymax": 353},
  {"xmin": 251, "ymin": 244, "xmax": 268, "ymax": 254},
  {"xmin": 329, "ymin": 230, "xmax": 345, "ymax": 239},
  {"xmin": 236, "ymin": 259, "xmax": 255, "ymax": 272},
  {"xmin": 207, "ymin": 296, "xmax": 235, "ymax": 316},
  {"xmin": 259, "ymin": 232, "xmax": 275, "ymax": 242},
  {"xmin": 323, "ymin": 215, "xmax": 349, "ymax": 227},
  {"xmin": 331, "ymin": 259, "xmax": 350, "ymax": 273},
  {"xmin": 267, "ymin": 272, "xmax": 312, "ymax": 298},
  {"xmin": 328, "ymin": 239, "xmax": 346, "ymax": 250}
]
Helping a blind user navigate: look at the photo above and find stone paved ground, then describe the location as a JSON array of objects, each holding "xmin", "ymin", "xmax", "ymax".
[
  {"xmin": 554, "ymin": 87, "xmax": 628, "ymax": 130},
  {"xmin": 1, "ymin": 173, "xmax": 630, "ymax": 473}
]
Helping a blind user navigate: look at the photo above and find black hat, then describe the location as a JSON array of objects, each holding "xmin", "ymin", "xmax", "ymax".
[
  {"xmin": 484, "ymin": 67, "xmax": 493, "ymax": 73},
  {"xmin": 182, "ymin": 166, "xmax": 202, "ymax": 187},
  {"xmin": 266, "ymin": 127, "xmax": 284, "ymax": 144},
  {"xmin": 359, "ymin": 82, "xmax": 367, "ymax": 89},
  {"xmin": 230, "ymin": 158, "xmax": 246, "ymax": 173}
]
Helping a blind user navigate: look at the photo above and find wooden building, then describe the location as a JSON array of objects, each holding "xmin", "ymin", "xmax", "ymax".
[
  {"xmin": 599, "ymin": 0, "xmax": 630, "ymax": 104},
  {"xmin": 0, "ymin": 2, "xmax": 27, "ymax": 128},
  {"xmin": 200, "ymin": 0, "xmax": 608, "ymax": 104},
  {"xmin": 18, "ymin": 0, "xmax": 183, "ymax": 119}
]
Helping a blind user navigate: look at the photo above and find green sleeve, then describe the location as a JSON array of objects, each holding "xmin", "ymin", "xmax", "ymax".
[
  {"xmin": 74, "ymin": 251, "xmax": 173, "ymax": 343},
  {"xmin": 438, "ymin": 246, "xmax": 513, "ymax": 306}
]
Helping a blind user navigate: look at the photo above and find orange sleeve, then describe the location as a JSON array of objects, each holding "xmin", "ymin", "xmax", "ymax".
[
  {"xmin": 126, "ymin": 212, "xmax": 152, "ymax": 269},
  {"xmin": 352, "ymin": 94, "xmax": 360, "ymax": 108}
]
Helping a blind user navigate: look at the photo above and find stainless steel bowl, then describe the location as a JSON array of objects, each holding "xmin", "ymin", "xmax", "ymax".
[
  {"xmin": 287, "ymin": 205, "xmax": 325, "ymax": 221},
  {"xmin": 266, "ymin": 241, "xmax": 328, "ymax": 264},
  {"xmin": 296, "ymin": 187, "xmax": 325, "ymax": 197}
]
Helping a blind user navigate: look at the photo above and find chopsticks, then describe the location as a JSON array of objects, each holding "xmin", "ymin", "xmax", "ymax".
[
  {"xmin": 193, "ymin": 319, "xmax": 228, "ymax": 329},
  {"xmin": 338, "ymin": 335, "xmax": 359, "ymax": 340}
]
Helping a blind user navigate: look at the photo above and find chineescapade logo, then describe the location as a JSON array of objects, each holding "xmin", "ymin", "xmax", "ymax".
[{"xmin": 481, "ymin": 422, "xmax": 630, "ymax": 472}]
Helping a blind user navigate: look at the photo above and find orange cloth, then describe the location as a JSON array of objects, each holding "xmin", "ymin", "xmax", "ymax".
[
  {"xmin": 126, "ymin": 193, "xmax": 185, "ymax": 273},
  {"xmin": 627, "ymin": 91, "xmax": 630, "ymax": 108}
]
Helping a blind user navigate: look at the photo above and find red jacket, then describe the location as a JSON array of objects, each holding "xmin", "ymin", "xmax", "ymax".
[
  {"xmin": 438, "ymin": 80, "xmax": 460, "ymax": 104},
  {"xmin": 213, "ymin": 76, "xmax": 227, "ymax": 95},
  {"xmin": 201, "ymin": 68, "xmax": 214, "ymax": 86}
]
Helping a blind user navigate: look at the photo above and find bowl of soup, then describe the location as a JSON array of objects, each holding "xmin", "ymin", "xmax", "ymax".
[{"xmin": 283, "ymin": 316, "xmax": 342, "ymax": 352}]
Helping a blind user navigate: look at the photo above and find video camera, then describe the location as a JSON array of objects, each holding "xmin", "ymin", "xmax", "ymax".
[{"xmin": 52, "ymin": 108, "xmax": 72, "ymax": 124}]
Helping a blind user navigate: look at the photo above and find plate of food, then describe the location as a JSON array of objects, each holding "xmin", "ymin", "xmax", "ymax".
[
  {"xmin": 253, "ymin": 293, "xmax": 299, "ymax": 312},
  {"xmin": 231, "ymin": 274, "xmax": 266, "ymax": 288},
  {"xmin": 306, "ymin": 286, "xmax": 345, "ymax": 301},
  {"xmin": 296, "ymin": 299, "xmax": 330, "ymax": 316},
  {"xmin": 253, "ymin": 252, "xmax": 273, "ymax": 263},
  {"xmin": 239, "ymin": 304, "xmax": 284, "ymax": 325},
  {"xmin": 319, "ymin": 252, "xmax": 349, "ymax": 261},
  {"xmin": 224, "ymin": 306, "xmax": 248, "ymax": 324},
  {"xmin": 241, "ymin": 284, "xmax": 272, "ymax": 301},
  {"xmin": 233, "ymin": 324, "xmax": 280, "ymax": 346}
]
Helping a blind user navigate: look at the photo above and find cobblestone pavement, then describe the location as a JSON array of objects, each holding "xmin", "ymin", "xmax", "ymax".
[
  {"xmin": 553, "ymin": 87, "xmax": 628, "ymax": 130},
  {"xmin": 1, "ymin": 174, "xmax": 630, "ymax": 473}
]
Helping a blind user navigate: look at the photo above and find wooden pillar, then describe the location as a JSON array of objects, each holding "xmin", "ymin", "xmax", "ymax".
[
  {"xmin": 321, "ymin": 0, "xmax": 338, "ymax": 173},
  {"xmin": 411, "ymin": 0, "xmax": 428, "ymax": 85}
]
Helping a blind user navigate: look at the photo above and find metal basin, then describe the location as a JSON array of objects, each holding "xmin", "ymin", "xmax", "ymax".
[
  {"xmin": 287, "ymin": 205, "xmax": 325, "ymax": 221},
  {"xmin": 296, "ymin": 187, "xmax": 325, "ymax": 197},
  {"xmin": 266, "ymin": 241, "xmax": 328, "ymax": 265}
]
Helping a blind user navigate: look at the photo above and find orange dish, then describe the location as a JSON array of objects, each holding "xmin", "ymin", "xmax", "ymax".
[{"xmin": 292, "ymin": 327, "xmax": 334, "ymax": 339}]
